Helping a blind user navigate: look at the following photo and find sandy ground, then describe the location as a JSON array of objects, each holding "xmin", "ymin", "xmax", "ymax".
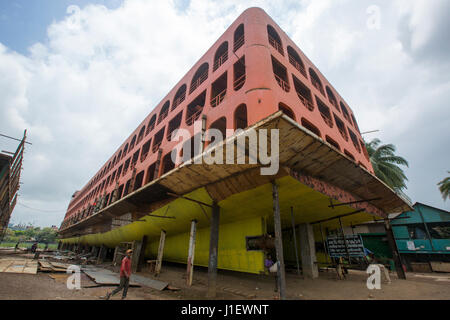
[{"xmin": 0, "ymin": 250, "xmax": 449, "ymax": 300}]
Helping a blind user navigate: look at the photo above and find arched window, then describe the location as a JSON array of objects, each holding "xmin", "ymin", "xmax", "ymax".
[
  {"xmin": 348, "ymin": 128, "xmax": 361, "ymax": 153},
  {"xmin": 123, "ymin": 157, "xmax": 131, "ymax": 176},
  {"xmin": 233, "ymin": 24, "xmax": 245, "ymax": 52},
  {"xmin": 140, "ymin": 138, "xmax": 151, "ymax": 162},
  {"xmin": 301, "ymin": 118, "xmax": 321, "ymax": 137},
  {"xmin": 172, "ymin": 85, "xmax": 186, "ymax": 110},
  {"xmin": 233, "ymin": 56, "xmax": 246, "ymax": 91},
  {"xmin": 279, "ymin": 103, "xmax": 295, "ymax": 120},
  {"xmin": 309, "ymin": 68, "xmax": 325, "ymax": 96},
  {"xmin": 333, "ymin": 113, "xmax": 348, "ymax": 141},
  {"xmin": 131, "ymin": 148, "xmax": 140, "ymax": 167},
  {"xmin": 190, "ymin": 63, "xmax": 209, "ymax": 94},
  {"xmin": 344, "ymin": 149, "xmax": 356, "ymax": 161},
  {"xmin": 351, "ymin": 114, "xmax": 360, "ymax": 133},
  {"xmin": 129, "ymin": 135, "xmax": 137, "ymax": 151},
  {"xmin": 340, "ymin": 101, "xmax": 352, "ymax": 123},
  {"xmin": 234, "ymin": 104, "xmax": 247, "ymax": 130},
  {"xmin": 326, "ymin": 86, "xmax": 339, "ymax": 110},
  {"xmin": 133, "ymin": 170, "xmax": 145, "ymax": 192},
  {"xmin": 287, "ymin": 46, "xmax": 306, "ymax": 77},
  {"xmin": 267, "ymin": 25, "xmax": 283, "ymax": 55},
  {"xmin": 145, "ymin": 162, "xmax": 157, "ymax": 184},
  {"xmin": 208, "ymin": 117, "xmax": 227, "ymax": 147},
  {"xmin": 146, "ymin": 114, "xmax": 157, "ymax": 135},
  {"xmin": 210, "ymin": 72, "xmax": 227, "ymax": 107},
  {"xmin": 158, "ymin": 101, "xmax": 170, "ymax": 124},
  {"xmin": 326, "ymin": 135, "xmax": 340, "ymax": 151},
  {"xmin": 316, "ymin": 96, "xmax": 333, "ymax": 128},
  {"xmin": 213, "ymin": 42, "xmax": 228, "ymax": 71},
  {"xmin": 272, "ymin": 56, "xmax": 290, "ymax": 92},
  {"xmin": 186, "ymin": 90, "xmax": 206, "ymax": 125},
  {"xmin": 293, "ymin": 75, "xmax": 313, "ymax": 111},
  {"xmin": 167, "ymin": 111, "xmax": 183, "ymax": 141},
  {"xmin": 112, "ymin": 155, "xmax": 117, "ymax": 167},
  {"xmin": 161, "ymin": 152, "xmax": 175, "ymax": 175},
  {"xmin": 137, "ymin": 125, "xmax": 146, "ymax": 144},
  {"xmin": 152, "ymin": 127, "xmax": 165, "ymax": 153},
  {"xmin": 122, "ymin": 143, "xmax": 129, "ymax": 158}
]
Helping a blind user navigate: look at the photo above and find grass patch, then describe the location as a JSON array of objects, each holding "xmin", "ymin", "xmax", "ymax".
[{"xmin": 0, "ymin": 242, "xmax": 58, "ymax": 250}]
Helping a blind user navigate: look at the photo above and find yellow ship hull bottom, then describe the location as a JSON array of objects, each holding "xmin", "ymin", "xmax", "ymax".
[{"xmin": 61, "ymin": 176, "xmax": 377, "ymax": 274}]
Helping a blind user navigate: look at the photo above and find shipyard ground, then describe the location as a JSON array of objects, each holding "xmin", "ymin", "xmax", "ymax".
[{"xmin": 0, "ymin": 250, "xmax": 449, "ymax": 300}]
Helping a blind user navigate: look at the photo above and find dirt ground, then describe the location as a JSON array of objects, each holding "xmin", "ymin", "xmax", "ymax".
[{"xmin": 0, "ymin": 249, "xmax": 449, "ymax": 300}]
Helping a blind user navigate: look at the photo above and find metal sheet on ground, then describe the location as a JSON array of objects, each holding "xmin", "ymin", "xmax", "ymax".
[
  {"xmin": 131, "ymin": 274, "xmax": 168, "ymax": 291},
  {"xmin": 82, "ymin": 266, "xmax": 140, "ymax": 287}
]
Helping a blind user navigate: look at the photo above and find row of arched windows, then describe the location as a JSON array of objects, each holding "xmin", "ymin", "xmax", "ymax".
[
  {"xmin": 267, "ymin": 23, "xmax": 367, "ymax": 164},
  {"xmin": 278, "ymin": 101, "xmax": 369, "ymax": 165},
  {"xmin": 267, "ymin": 24, "xmax": 360, "ymax": 134},
  {"xmin": 67, "ymin": 23, "xmax": 247, "ymax": 216},
  {"xmin": 64, "ymin": 103, "xmax": 250, "ymax": 226}
]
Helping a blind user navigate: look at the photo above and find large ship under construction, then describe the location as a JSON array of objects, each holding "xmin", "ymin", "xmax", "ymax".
[{"xmin": 59, "ymin": 8, "xmax": 411, "ymax": 294}]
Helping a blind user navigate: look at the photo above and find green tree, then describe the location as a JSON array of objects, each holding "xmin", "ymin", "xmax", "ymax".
[
  {"xmin": 35, "ymin": 228, "xmax": 57, "ymax": 243},
  {"xmin": 438, "ymin": 172, "xmax": 450, "ymax": 201},
  {"xmin": 365, "ymin": 138, "xmax": 409, "ymax": 191}
]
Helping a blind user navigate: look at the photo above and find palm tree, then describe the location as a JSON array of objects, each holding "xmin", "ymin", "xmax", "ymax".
[
  {"xmin": 365, "ymin": 138, "xmax": 409, "ymax": 191},
  {"xmin": 437, "ymin": 172, "xmax": 450, "ymax": 201}
]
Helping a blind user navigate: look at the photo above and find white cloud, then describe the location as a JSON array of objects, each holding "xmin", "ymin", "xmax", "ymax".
[{"xmin": 1, "ymin": 0, "xmax": 449, "ymax": 227}]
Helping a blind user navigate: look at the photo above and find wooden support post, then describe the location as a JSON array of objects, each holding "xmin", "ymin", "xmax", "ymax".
[
  {"xmin": 384, "ymin": 218, "xmax": 406, "ymax": 279},
  {"xmin": 137, "ymin": 236, "xmax": 148, "ymax": 272},
  {"xmin": 97, "ymin": 245, "xmax": 107, "ymax": 264},
  {"xmin": 186, "ymin": 220, "xmax": 197, "ymax": 286},
  {"xmin": 131, "ymin": 241, "xmax": 142, "ymax": 273},
  {"xmin": 417, "ymin": 206, "xmax": 435, "ymax": 251},
  {"xmin": 290, "ymin": 207, "xmax": 300, "ymax": 275},
  {"xmin": 113, "ymin": 246, "xmax": 120, "ymax": 266},
  {"xmin": 155, "ymin": 230, "xmax": 166, "ymax": 276},
  {"xmin": 272, "ymin": 181, "xmax": 287, "ymax": 300},
  {"xmin": 319, "ymin": 223, "xmax": 331, "ymax": 265},
  {"xmin": 207, "ymin": 203, "xmax": 220, "ymax": 298}
]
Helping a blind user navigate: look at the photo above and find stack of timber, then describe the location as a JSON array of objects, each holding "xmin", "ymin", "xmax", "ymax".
[{"xmin": 38, "ymin": 260, "xmax": 71, "ymax": 273}]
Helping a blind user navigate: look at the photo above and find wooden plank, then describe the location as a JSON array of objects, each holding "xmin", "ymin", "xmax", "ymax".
[
  {"xmin": 430, "ymin": 262, "xmax": 450, "ymax": 273},
  {"xmin": 186, "ymin": 220, "xmax": 197, "ymax": 286},
  {"xmin": 207, "ymin": 203, "xmax": 220, "ymax": 298},
  {"xmin": 155, "ymin": 230, "xmax": 166, "ymax": 275},
  {"xmin": 272, "ymin": 182, "xmax": 287, "ymax": 300}
]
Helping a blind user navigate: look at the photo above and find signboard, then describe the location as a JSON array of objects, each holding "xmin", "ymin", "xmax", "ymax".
[
  {"xmin": 407, "ymin": 241, "xmax": 416, "ymax": 251},
  {"xmin": 326, "ymin": 234, "xmax": 365, "ymax": 258}
]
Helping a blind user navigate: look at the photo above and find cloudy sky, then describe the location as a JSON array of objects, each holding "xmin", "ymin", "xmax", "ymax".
[{"xmin": 0, "ymin": 0, "xmax": 449, "ymax": 227}]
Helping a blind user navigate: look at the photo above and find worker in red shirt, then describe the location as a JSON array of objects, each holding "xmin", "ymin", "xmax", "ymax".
[{"xmin": 103, "ymin": 249, "xmax": 133, "ymax": 300}]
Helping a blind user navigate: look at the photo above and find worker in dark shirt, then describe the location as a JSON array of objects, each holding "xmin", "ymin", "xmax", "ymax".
[{"xmin": 103, "ymin": 249, "xmax": 133, "ymax": 300}]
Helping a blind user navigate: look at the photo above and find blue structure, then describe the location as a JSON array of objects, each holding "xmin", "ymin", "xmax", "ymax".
[{"xmin": 391, "ymin": 202, "xmax": 450, "ymax": 263}]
